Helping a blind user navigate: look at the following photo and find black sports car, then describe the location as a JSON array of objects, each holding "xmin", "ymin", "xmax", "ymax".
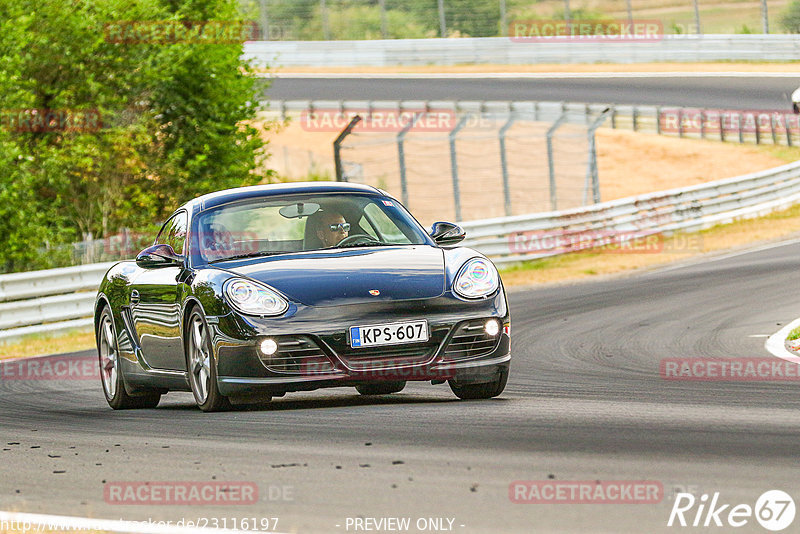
[{"xmin": 95, "ymin": 182, "xmax": 510, "ymax": 411}]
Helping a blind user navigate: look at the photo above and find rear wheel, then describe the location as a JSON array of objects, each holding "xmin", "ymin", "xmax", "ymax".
[
  {"xmin": 186, "ymin": 308, "xmax": 231, "ymax": 412},
  {"xmin": 97, "ymin": 307, "xmax": 161, "ymax": 409},
  {"xmin": 448, "ymin": 367, "xmax": 508, "ymax": 400},
  {"xmin": 355, "ymin": 381, "xmax": 406, "ymax": 395}
]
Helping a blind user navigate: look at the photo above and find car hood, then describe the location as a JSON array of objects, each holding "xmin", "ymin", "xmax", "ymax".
[{"xmin": 227, "ymin": 246, "xmax": 446, "ymax": 307}]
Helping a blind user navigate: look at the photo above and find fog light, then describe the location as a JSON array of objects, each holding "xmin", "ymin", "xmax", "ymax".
[
  {"xmin": 260, "ymin": 338, "xmax": 278, "ymax": 356},
  {"xmin": 485, "ymin": 319, "xmax": 500, "ymax": 337}
]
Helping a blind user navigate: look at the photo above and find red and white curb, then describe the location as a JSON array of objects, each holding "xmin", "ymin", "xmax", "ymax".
[{"xmin": 765, "ymin": 316, "xmax": 800, "ymax": 364}]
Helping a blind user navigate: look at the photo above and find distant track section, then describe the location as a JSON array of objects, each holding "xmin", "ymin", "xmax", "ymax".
[{"xmin": 265, "ymin": 75, "xmax": 800, "ymax": 110}]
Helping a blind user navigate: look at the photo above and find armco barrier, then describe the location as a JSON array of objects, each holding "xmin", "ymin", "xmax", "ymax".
[
  {"xmin": 3, "ymin": 160, "xmax": 800, "ymax": 344},
  {"xmin": 243, "ymin": 35, "xmax": 800, "ymax": 67},
  {"xmin": 0, "ymin": 263, "xmax": 113, "ymax": 345}
]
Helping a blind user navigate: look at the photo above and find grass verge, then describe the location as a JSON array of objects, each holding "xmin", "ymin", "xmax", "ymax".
[
  {"xmin": 0, "ymin": 329, "xmax": 95, "ymax": 360},
  {"xmin": 787, "ymin": 325, "xmax": 800, "ymax": 341}
]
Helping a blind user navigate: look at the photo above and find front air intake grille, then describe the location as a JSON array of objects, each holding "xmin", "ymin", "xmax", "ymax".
[
  {"xmin": 259, "ymin": 336, "xmax": 335, "ymax": 375},
  {"xmin": 442, "ymin": 319, "xmax": 501, "ymax": 361},
  {"xmin": 337, "ymin": 343, "xmax": 438, "ymax": 371}
]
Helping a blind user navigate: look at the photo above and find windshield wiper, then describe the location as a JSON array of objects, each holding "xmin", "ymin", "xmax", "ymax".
[{"xmin": 208, "ymin": 251, "xmax": 282, "ymax": 264}]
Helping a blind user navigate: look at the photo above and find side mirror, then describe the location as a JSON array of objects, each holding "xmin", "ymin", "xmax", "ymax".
[
  {"xmin": 136, "ymin": 244, "xmax": 183, "ymax": 268},
  {"xmin": 430, "ymin": 221, "xmax": 466, "ymax": 246}
]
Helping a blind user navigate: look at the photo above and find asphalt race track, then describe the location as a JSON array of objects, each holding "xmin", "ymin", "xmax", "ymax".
[
  {"xmin": 3, "ymin": 239, "xmax": 800, "ymax": 533},
  {"xmin": 267, "ymin": 75, "xmax": 800, "ymax": 110}
]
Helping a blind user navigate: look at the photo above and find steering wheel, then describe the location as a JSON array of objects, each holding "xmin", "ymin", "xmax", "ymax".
[{"xmin": 336, "ymin": 234, "xmax": 382, "ymax": 246}]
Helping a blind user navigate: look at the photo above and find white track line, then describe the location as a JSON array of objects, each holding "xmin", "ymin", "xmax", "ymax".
[
  {"xmin": 0, "ymin": 511, "xmax": 287, "ymax": 534},
  {"xmin": 262, "ymin": 72, "xmax": 800, "ymax": 79},
  {"xmin": 765, "ymin": 317, "xmax": 800, "ymax": 364}
]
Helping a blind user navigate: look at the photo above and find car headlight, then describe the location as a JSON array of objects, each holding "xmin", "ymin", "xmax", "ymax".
[
  {"xmin": 454, "ymin": 258, "xmax": 499, "ymax": 299},
  {"xmin": 223, "ymin": 278, "xmax": 288, "ymax": 316}
]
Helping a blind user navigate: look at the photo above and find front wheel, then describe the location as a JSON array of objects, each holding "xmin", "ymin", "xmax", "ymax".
[
  {"xmin": 448, "ymin": 367, "xmax": 508, "ymax": 400},
  {"xmin": 186, "ymin": 308, "xmax": 231, "ymax": 412},
  {"xmin": 97, "ymin": 307, "xmax": 161, "ymax": 409}
]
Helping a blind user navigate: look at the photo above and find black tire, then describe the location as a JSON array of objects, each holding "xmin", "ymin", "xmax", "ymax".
[
  {"xmin": 355, "ymin": 381, "xmax": 406, "ymax": 395},
  {"xmin": 186, "ymin": 308, "xmax": 231, "ymax": 412},
  {"xmin": 448, "ymin": 367, "xmax": 508, "ymax": 400},
  {"xmin": 97, "ymin": 307, "xmax": 161, "ymax": 410}
]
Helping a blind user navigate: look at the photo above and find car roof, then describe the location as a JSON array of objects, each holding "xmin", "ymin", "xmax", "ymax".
[{"xmin": 185, "ymin": 181, "xmax": 382, "ymax": 214}]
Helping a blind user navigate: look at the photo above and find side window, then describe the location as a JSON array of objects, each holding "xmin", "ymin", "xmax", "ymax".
[
  {"xmin": 362, "ymin": 203, "xmax": 411, "ymax": 243},
  {"xmin": 156, "ymin": 211, "xmax": 188, "ymax": 255}
]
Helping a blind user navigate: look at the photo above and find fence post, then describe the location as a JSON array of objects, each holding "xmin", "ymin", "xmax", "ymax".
[
  {"xmin": 448, "ymin": 115, "xmax": 470, "ymax": 221},
  {"xmin": 754, "ymin": 113, "xmax": 761, "ymax": 145},
  {"xmin": 259, "ymin": 0, "xmax": 270, "ymax": 40},
  {"xmin": 585, "ymin": 109, "xmax": 610, "ymax": 205},
  {"xmin": 720, "ymin": 111, "xmax": 725, "ymax": 142},
  {"xmin": 321, "ymin": 0, "xmax": 331, "ymax": 40},
  {"xmin": 678, "ymin": 108, "xmax": 684, "ymax": 138},
  {"xmin": 656, "ymin": 106, "xmax": 661, "ymax": 134},
  {"xmin": 771, "ymin": 114, "xmax": 778, "ymax": 145},
  {"xmin": 379, "ymin": 0, "xmax": 388, "ymax": 39},
  {"xmin": 693, "ymin": 0, "xmax": 702, "ymax": 35},
  {"xmin": 500, "ymin": 0, "xmax": 508, "ymax": 37},
  {"xmin": 632, "ymin": 107, "xmax": 638, "ymax": 132},
  {"xmin": 787, "ymin": 113, "xmax": 793, "ymax": 147},
  {"xmin": 546, "ymin": 109, "xmax": 568, "ymax": 212},
  {"xmin": 334, "ymin": 115, "xmax": 362, "ymax": 182},
  {"xmin": 397, "ymin": 113, "xmax": 423, "ymax": 207},
  {"xmin": 438, "ymin": 0, "xmax": 447, "ymax": 38},
  {"xmin": 700, "ymin": 110, "xmax": 706, "ymax": 139},
  {"xmin": 739, "ymin": 112, "xmax": 744, "ymax": 143},
  {"xmin": 498, "ymin": 112, "xmax": 516, "ymax": 216}
]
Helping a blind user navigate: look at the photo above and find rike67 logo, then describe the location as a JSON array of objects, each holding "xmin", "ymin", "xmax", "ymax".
[{"xmin": 668, "ymin": 490, "xmax": 795, "ymax": 531}]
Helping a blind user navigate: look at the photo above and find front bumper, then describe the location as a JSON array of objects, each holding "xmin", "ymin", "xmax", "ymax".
[{"xmin": 210, "ymin": 292, "xmax": 510, "ymax": 397}]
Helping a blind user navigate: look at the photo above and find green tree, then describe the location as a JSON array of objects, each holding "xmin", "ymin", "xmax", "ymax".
[
  {"xmin": 781, "ymin": 0, "xmax": 800, "ymax": 33},
  {"xmin": 0, "ymin": 0, "xmax": 269, "ymax": 272}
]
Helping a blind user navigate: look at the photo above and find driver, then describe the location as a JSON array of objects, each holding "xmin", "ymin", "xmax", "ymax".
[{"xmin": 316, "ymin": 209, "xmax": 350, "ymax": 247}]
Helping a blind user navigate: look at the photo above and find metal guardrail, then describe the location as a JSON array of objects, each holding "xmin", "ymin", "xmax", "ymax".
[
  {"xmin": 0, "ymin": 263, "xmax": 113, "ymax": 344},
  {"xmin": 244, "ymin": 35, "xmax": 800, "ymax": 67}
]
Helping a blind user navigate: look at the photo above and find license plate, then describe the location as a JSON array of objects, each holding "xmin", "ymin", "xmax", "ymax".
[{"xmin": 349, "ymin": 320, "xmax": 429, "ymax": 348}]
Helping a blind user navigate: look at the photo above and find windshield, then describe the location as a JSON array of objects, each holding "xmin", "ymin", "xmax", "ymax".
[{"xmin": 189, "ymin": 192, "xmax": 431, "ymax": 265}]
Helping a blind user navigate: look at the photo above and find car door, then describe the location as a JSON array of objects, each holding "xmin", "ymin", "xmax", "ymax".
[{"xmin": 130, "ymin": 211, "xmax": 189, "ymax": 371}]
